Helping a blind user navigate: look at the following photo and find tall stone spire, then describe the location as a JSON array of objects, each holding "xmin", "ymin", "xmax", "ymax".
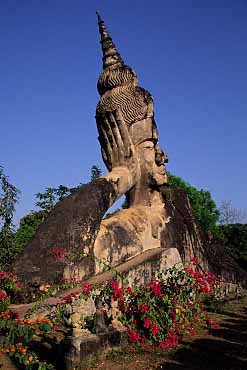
[
  {"xmin": 96, "ymin": 11, "xmax": 124, "ymax": 69},
  {"xmin": 96, "ymin": 13, "xmax": 154, "ymax": 132}
]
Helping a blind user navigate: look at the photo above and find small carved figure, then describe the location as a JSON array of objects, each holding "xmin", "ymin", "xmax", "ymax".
[{"xmin": 94, "ymin": 297, "xmax": 108, "ymax": 334}]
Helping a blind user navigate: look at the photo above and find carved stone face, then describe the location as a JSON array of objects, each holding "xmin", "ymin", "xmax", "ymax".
[
  {"xmin": 97, "ymin": 113, "xmax": 168, "ymax": 190},
  {"xmin": 137, "ymin": 139, "xmax": 168, "ymax": 188},
  {"xmin": 132, "ymin": 117, "xmax": 168, "ymax": 189}
]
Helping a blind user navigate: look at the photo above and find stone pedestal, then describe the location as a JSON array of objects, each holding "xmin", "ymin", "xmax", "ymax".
[{"xmin": 60, "ymin": 327, "xmax": 127, "ymax": 369}]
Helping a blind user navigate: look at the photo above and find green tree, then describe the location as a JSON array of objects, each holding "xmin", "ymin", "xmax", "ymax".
[
  {"xmin": 14, "ymin": 165, "xmax": 103, "ymax": 252},
  {"xmin": 35, "ymin": 165, "xmax": 102, "ymax": 212},
  {"xmin": 35, "ymin": 185, "xmax": 73, "ymax": 212},
  {"xmin": 167, "ymin": 172, "xmax": 220, "ymax": 235},
  {"xmin": 219, "ymin": 200, "xmax": 246, "ymax": 225},
  {"xmin": 0, "ymin": 166, "xmax": 20, "ymax": 267},
  {"xmin": 0, "ymin": 166, "xmax": 20, "ymax": 229},
  {"xmin": 14, "ymin": 210, "xmax": 47, "ymax": 255},
  {"xmin": 90, "ymin": 165, "xmax": 102, "ymax": 182},
  {"xmin": 219, "ymin": 223, "xmax": 247, "ymax": 271}
]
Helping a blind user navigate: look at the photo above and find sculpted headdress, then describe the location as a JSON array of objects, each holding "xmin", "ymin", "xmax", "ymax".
[{"xmin": 96, "ymin": 12, "xmax": 158, "ymax": 147}]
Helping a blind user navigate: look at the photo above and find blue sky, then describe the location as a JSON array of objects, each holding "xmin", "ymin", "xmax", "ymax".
[{"xmin": 1, "ymin": 0, "xmax": 247, "ymax": 225}]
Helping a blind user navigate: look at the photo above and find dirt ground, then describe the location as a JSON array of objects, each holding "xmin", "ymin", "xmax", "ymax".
[{"xmin": 1, "ymin": 296, "xmax": 247, "ymax": 370}]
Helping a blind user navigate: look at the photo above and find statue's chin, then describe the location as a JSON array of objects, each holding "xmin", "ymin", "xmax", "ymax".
[{"xmin": 149, "ymin": 173, "xmax": 168, "ymax": 189}]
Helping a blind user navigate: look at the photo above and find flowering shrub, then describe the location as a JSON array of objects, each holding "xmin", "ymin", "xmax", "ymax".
[
  {"xmin": 0, "ymin": 271, "xmax": 21, "ymax": 311},
  {"xmin": 0, "ymin": 258, "xmax": 223, "ymax": 368},
  {"xmin": 53, "ymin": 258, "xmax": 222, "ymax": 350},
  {"xmin": 0, "ymin": 288, "xmax": 10, "ymax": 312},
  {"xmin": 0, "ymin": 272, "xmax": 55, "ymax": 369},
  {"xmin": 0, "ymin": 312, "xmax": 54, "ymax": 369},
  {"xmin": 91, "ymin": 259, "xmax": 222, "ymax": 349}
]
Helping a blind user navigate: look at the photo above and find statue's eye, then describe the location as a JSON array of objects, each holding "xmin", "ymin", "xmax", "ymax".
[{"xmin": 143, "ymin": 140, "xmax": 155, "ymax": 149}]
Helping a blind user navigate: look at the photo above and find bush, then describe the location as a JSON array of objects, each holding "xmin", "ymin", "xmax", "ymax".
[
  {"xmin": 0, "ymin": 271, "xmax": 54, "ymax": 369},
  {"xmin": 112, "ymin": 264, "xmax": 221, "ymax": 346},
  {"xmin": 0, "ymin": 255, "xmax": 222, "ymax": 368},
  {"xmin": 55, "ymin": 259, "xmax": 221, "ymax": 348}
]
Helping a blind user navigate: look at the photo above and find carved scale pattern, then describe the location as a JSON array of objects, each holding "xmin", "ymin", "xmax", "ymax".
[
  {"xmin": 96, "ymin": 14, "xmax": 154, "ymax": 128},
  {"xmin": 97, "ymin": 85, "xmax": 153, "ymax": 126},
  {"xmin": 97, "ymin": 65, "xmax": 138, "ymax": 96}
]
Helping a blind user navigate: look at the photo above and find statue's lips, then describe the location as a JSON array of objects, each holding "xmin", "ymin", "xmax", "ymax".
[{"xmin": 156, "ymin": 167, "xmax": 166, "ymax": 175}]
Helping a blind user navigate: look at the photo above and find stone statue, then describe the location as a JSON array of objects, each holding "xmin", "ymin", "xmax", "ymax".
[
  {"xmin": 12, "ymin": 14, "xmax": 204, "ymax": 301},
  {"xmin": 93, "ymin": 12, "xmax": 170, "ymax": 270}
]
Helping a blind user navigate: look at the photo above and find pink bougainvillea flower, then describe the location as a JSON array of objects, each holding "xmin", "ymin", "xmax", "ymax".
[
  {"xmin": 0, "ymin": 289, "xmax": 8, "ymax": 302},
  {"xmin": 172, "ymin": 297, "xmax": 178, "ymax": 304},
  {"xmin": 144, "ymin": 317, "xmax": 151, "ymax": 329},
  {"xmin": 51, "ymin": 247, "xmax": 67, "ymax": 262},
  {"xmin": 139, "ymin": 303, "xmax": 149, "ymax": 313},
  {"xmin": 170, "ymin": 310, "xmax": 177, "ymax": 323},
  {"xmin": 125, "ymin": 286, "xmax": 133, "ymax": 294},
  {"xmin": 62, "ymin": 277, "xmax": 81, "ymax": 284},
  {"xmin": 159, "ymin": 334, "xmax": 179, "ymax": 348},
  {"xmin": 60, "ymin": 291, "xmax": 80, "ymax": 304},
  {"xmin": 128, "ymin": 330, "xmax": 140, "ymax": 343},
  {"xmin": 132, "ymin": 319, "xmax": 137, "ymax": 327},
  {"xmin": 151, "ymin": 280, "xmax": 161, "ymax": 297},
  {"xmin": 187, "ymin": 327, "xmax": 195, "ymax": 336},
  {"xmin": 81, "ymin": 283, "xmax": 93, "ymax": 296},
  {"xmin": 111, "ymin": 280, "xmax": 123, "ymax": 300},
  {"xmin": 151, "ymin": 321, "xmax": 160, "ymax": 336},
  {"xmin": 191, "ymin": 256, "xmax": 200, "ymax": 265},
  {"xmin": 0, "ymin": 271, "xmax": 17, "ymax": 282}
]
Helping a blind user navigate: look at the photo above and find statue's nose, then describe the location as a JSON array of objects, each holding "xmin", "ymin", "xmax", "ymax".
[{"xmin": 155, "ymin": 145, "xmax": 168, "ymax": 165}]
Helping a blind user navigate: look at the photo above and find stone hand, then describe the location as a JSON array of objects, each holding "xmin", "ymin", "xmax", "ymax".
[{"xmin": 98, "ymin": 109, "xmax": 141, "ymax": 185}]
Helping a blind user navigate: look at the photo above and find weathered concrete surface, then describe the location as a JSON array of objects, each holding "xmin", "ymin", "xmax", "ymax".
[
  {"xmin": 11, "ymin": 178, "xmax": 117, "ymax": 302},
  {"xmin": 60, "ymin": 326, "xmax": 128, "ymax": 370},
  {"xmin": 161, "ymin": 187, "xmax": 208, "ymax": 269},
  {"xmin": 94, "ymin": 204, "xmax": 168, "ymax": 273},
  {"xmin": 94, "ymin": 187, "xmax": 206, "ymax": 274},
  {"xmin": 10, "ymin": 247, "xmax": 181, "ymax": 318}
]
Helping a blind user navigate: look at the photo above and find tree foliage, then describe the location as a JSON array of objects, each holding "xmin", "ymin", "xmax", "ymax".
[
  {"xmin": 35, "ymin": 185, "xmax": 75, "ymax": 212},
  {"xmin": 218, "ymin": 223, "xmax": 247, "ymax": 271},
  {"xmin": 90, "ymin": 165, "xmax": 102, "ymax": 182},
  {"xmin": 14, "ymin": 165, "xmax": 102, "ymax": 253},
  {"xmin": 168, "ymin": 172, "xmax": 220, "ymax": 235},
  {"xmin": 0, "ymin": 166, "xmax": 20, "ymax": 267},
  {"xmin": 0, "ymin": 166, "xmax": 20, "ymax": 229},
  {"xmin": 219, "ymin": 200, "xmax": 246, "ymax": 225},
  {"xmin": 14, "ymin": 211, "xmax": 47, "ymax": 255},
  {"xmin": 35, "ymin": 165, "xmax": 102, "ymax": 213}
]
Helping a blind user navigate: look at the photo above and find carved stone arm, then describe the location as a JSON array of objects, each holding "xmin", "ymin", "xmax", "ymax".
[
  {"xmin": 12, "ymin": 111, "xmax": 140, "ymax": 300},
  {"xmin": 12, "ymin": 172, "xmax": 132, "ymax": 300}
]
